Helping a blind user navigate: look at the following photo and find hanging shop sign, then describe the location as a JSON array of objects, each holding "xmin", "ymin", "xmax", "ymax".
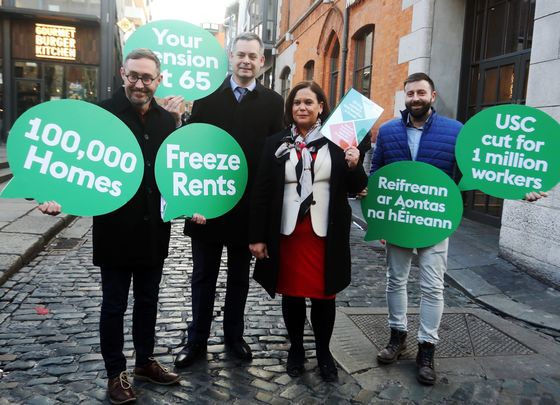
[{"xmin": 35, "ymin": 23, "xmax": 77, "ymax": 61}]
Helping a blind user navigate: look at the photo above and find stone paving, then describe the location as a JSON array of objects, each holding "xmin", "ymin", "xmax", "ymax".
[{"xmin": 0, "ymin": 220, "xmax": 559, "ymax": 404}]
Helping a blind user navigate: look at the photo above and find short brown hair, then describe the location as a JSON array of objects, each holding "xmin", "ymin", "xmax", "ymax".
[
  {"xmin": 124, "ymin": 48, "xmax": 161, "ymax": 74},
  {"xmin": 284, "ymin": 81, "xmax": 331, "ymax": 127},
  {"xmin": 404, "ymin": 72, "xmax": 435, "ymax": 91}
]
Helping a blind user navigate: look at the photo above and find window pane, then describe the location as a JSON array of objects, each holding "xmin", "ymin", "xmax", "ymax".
[
  {"xmin": 485, "ymin": 2, "xmax": 507, "ymax": 58},
  {"xmin": 473, "ymin": 10, "xmax": 484, "ymax": 61},
  {"xmin": 304, "ymin": 61, "xmax": 314, "ymax": 80},
  {"xmin": 483, "ymin": 67, "xmax": 498, "ymax": 104},
  {"xmin": 15, "ymin": 61, "xmax": 40, "ymax": 78},
  {"xmin": 67, "ymin": 65, "xmax": 97, "ymax": 102},
  {"xmin": 361, "ymin": 67, "xmax": 372, "ymax": 97},
  {"xmin": 468, "ymin": 64, "xmax": 479, "ymax": 104},
  {"xmin": 498, "ymin": 64, "xmax": 514, "ymax": 102},
  {"xmin": 16, "ymin": 80, "xmax": 41, "ymax": 118},
  {"xmin": 44, "ymin": 64, "xmax": 64, "ymax": 101},
  {"xmin": 364, "ymin": 31, "xmax": 373, "ymax": 67}
]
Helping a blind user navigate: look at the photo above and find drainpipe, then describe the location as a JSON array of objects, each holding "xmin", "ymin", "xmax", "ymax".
[{"xmin": 338, "ymin": 4, "xmax": 350, "ymax": 97}]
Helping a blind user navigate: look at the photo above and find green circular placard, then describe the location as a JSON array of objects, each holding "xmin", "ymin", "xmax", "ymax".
[
  {"xmin": 123, "ymin": 20, "xmax": 228, "ymax": 100},
  {"xmin": 362, "ymin": 161, "xmax": 463, "ymax": 248},
  {"xmin": 155, "ymin": 123, "xmax": 248, "ymax": 221},
  {"xmin": 1, "ymin": 100, "xmax": 144, "ymax": 216},
  {"xmin": 456, "ymin": 104, "xmax": 560, "ymax": 199}
]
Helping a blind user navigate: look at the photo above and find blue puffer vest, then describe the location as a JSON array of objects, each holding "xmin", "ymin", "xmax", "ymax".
[{"xmin": 370, "ymin": 109, "xmax": 463, "ymax": 177}]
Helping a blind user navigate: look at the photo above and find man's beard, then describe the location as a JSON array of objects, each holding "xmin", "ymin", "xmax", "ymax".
[
  {"xmin": 126, "ymin": 87, "xmax": 152, "ymax": 107},
  {"xmin": 406, "ymin": 100, "xmax": 431, "ymax": 119}
]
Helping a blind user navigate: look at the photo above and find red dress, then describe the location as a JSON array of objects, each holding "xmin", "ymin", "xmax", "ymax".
[{"xmin": 276, "ymin": 150, "xmax": 335, "ymax": 299}]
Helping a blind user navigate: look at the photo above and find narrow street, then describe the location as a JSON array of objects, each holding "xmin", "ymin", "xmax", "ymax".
[{"xmin": 1, "ymin": 219, "xmax": 558, "ymax": 404}]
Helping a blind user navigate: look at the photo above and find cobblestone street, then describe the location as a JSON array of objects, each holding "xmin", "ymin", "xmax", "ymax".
[{"xmin": 0, "ymin": 220, "xmax": 558, "ymax": 404}]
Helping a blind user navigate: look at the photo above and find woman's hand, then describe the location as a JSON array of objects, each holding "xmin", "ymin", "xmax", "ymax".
[
  {"xmin": 249, "ymin": 243, "xmax": 269, "ymax": 260},
  {"xmin": 38, "ymin": 201, "xmax": 61, "ymax": 216},
  {"xmin": 344, "ymin": 146, "xmax": 360, "ymax": 169},
  {"xmin": 190, "ymin": 213, "xmax": 206, "ymax": 225}
]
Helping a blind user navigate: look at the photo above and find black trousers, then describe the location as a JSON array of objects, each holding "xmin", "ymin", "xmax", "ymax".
[
  {"xmin": 99, "ymin": 264, "xmax": 163, "ymax": 378},
  {"xmin": 187, "ymin": 238, "xmax": 251, "ymax": 344}
]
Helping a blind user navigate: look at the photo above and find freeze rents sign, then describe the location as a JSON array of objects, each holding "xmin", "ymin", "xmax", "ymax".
[
  {"xmin": 124, "ymin": 20, "xmax": 227, "ymax": 100},
  {"xmin": 456, "ymin": 105, "xmax": 560, "ymax": 199},
  {"xmin": 361, "ymin": 161, "xmax": 463, "ymax": 248},
  {"xmin": 155, "ymin": 124, "xmax": 248, "ymax": 222},
  {"xmin": 0, "ymin": 100, "xmax": 143, "ymax": 216}
]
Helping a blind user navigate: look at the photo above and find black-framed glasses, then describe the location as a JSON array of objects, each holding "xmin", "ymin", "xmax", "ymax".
[{"xmin": 125, "ymin": 73, "xmax": 157, "ymax": 86}]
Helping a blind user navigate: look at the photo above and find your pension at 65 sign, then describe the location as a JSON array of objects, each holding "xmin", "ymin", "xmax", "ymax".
[
  {"xmin": 124, "ymin": 20, "xmax": 227, "ymax": 100},
  {"xmin": 155, "ymin": 124, "xmax": 248, "ymax": 222},
  {"xmin": 0, "ymin": 100, "xmax": 144, "ymax": 216},
  {"xmin": 361, "ymin": 161, "xmax": 463, "ymax": 248}
]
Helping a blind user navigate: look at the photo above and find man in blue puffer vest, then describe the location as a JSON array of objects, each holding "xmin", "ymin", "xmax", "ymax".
[{"xmin": 370, "ymin": 72, "xmax": 462, "ymax": 386}]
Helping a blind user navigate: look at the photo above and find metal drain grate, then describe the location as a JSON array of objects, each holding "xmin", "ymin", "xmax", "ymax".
[
  {"xmin": 48, "ymin": 238, "xmax": 85, "ymax": 251},
  {"xmin": 349, "ymin": 313, "xmax": 535, "ymax": 358}
]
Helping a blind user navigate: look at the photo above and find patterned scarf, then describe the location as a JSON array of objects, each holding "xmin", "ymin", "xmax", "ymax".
[{"xmin": 275, "ymin": 119, "xmax": 327, "ymax": 219}]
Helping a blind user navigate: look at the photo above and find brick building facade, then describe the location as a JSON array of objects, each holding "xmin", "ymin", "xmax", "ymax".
[
  {"xmin": 272, "ymin": 0, "xmax": 560, "ymax": 286},
  {"xmin": 274, "ymin": 0, "xmax": 411, "ymax": 133}
]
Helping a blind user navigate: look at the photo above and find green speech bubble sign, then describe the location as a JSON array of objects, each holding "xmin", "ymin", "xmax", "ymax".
[
  {"xmin": 361, "ymin": 161, "xmax": 463, "ymax": 248},
  {"xmin": 456, "ymin": 104, "xmax": 560, "ymax": 200},
  {"xmin": 123, "ymin": 20, "xmax": 228, "ymax": 100},
  {"xmin": 155, "ymin": 123, "xmax": 248, "ymax": 222},
  {"xmin": 0, "ymin": 100, "xmax": 144, "ymax": 216}
]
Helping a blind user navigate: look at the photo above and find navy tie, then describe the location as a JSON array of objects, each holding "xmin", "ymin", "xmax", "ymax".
[{"xmin": 236, "ymin": 87, "xmax": 248, "ymax": 102}]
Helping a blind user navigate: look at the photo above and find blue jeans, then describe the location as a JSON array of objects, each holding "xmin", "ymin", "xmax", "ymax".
[
  {"xmin": 187, "ymin": 239, "xmax": 251, "ymax": 344},
  {"xmin": 99, "ymin": 265, "xmax": 163, "ymax": 378},
  {"xmin": 385, "ymin": 239, "xmax": 448, "ymax": 344}
]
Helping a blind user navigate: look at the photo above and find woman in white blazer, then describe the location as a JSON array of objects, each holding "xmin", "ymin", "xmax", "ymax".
[{"xmin": 249, "ymin": 81, "xmax": 368, "ymax": 381}]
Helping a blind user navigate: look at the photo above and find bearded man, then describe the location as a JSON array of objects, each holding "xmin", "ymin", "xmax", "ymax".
[{"xmin": 369, "ymin": 72, "xmax": 462, "ymax": 386}]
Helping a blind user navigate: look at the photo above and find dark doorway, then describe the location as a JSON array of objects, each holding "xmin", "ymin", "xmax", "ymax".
[{"xmin": 459, "ymin": 0, "xmax": 535, "ymax": 226}]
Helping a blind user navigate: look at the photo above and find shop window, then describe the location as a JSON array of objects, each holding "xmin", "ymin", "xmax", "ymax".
[
  {"xmin": 280, "ymin": 66, "xmax": 291, "ymax": 100},
  {"xmin": 13, "ymin": 60, "xmax": 98, "ymax": 123},
  {"xmin": 67, "ymin": 65, "xmax": 97, "ymax": 101},
  {"xmin": 304, "ymin": 60, "xmax": 314, "ymax": 81},
  {"xmin": 15, "ymin": 61, "xmax": 41, "ymax": 78},
  {"xmin": 352, "ymin": 25, "xmax": 374, "ymax": 97}
]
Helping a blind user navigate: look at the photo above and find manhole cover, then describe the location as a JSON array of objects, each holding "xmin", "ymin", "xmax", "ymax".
[
  {"xmin": 348, "ymin": 313, "xmax": 535, "ymax": 358},
  {"xmin": 48, "ymin": 238, "xmax": 84, "ymax": 251}
]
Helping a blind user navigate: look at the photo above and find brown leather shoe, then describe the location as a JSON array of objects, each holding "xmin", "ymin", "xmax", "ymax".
[
  {"xmin": 107, "ymin": 371, "xmax": 136, "ymax": 404},
  {"xmin": 377, "ymin": 328, "xmax": 407, "ymax": 364},
  {"xmin": 134, "ymin": 357, "xmax": 181, "ymax": 385},
  {"xmin": 416, "ymin": 341, "xmax": 437, "ymax": 385}
]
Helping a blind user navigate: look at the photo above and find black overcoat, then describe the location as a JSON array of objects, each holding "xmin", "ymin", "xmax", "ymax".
[
  {"xmin": 183, "ymin": 77, "xmax": 284, "ymax": 245},
  {"xmin": 249, "ymin": 129, "xmax": 368, "ymax": 297},
  {"xmin": 92, "ymin": 87, "xmax": 176, "ymax": 268}
]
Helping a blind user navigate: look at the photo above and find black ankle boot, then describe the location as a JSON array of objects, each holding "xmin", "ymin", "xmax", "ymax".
[
  {"xmin": 286, "ymin": 345, "xmax": 305, "ymax": 377},
  {"xmin": 416, "ymin": 341, "xmax": 436, "ymax": 385},
  {"xmin": 377, "ymin": 328, "xmax": 407, "ymax": 364}
]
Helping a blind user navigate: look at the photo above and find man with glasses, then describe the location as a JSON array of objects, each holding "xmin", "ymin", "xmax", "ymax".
[
  {"xmin": 39, "ymin": 48, "xmax": 203, "ymax": 403},
  {"xmin": 79, "ymin": 48, "xmax": 184, "ymax": 404}
]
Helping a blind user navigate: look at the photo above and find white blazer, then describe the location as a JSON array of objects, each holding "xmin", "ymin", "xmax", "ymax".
[{"xmin": 280, "ymin": 144, "xmax": 331, "ymax": 237}]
